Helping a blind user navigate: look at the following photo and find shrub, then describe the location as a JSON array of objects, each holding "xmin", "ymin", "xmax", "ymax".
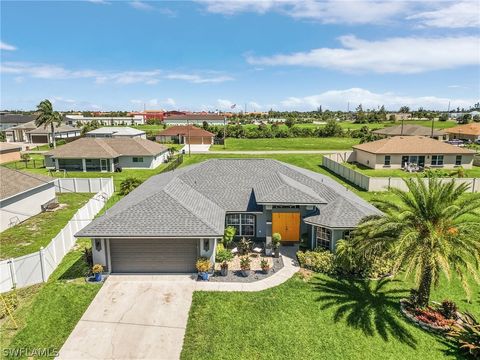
[
  {"xmin": 260, "ymin": 258, "xmax": 270, "ymax": 271},
  {"xmin": 448, "ymin": 312, "xmax": 480, "ymax": 359},
  {"xmin": 222, "ymin": 226, "xmax": 236, "ymax": 247},
  {"xmin": 216, "ymin": 243, "xmax": 225, "ymax": 253},
  {"xmin": 92, "ymin": 264, "xmax": 103, "ymax": 273},
  {"xmin": 196, "ymin": 257, "xmax": 211, "ymax": 272},
  {"xmin": 84, "ymin": 247, "xmax": 93, "ymax": 267},
  {"xmin": 414, "ymin": 307, "xmax": 454, "ymax": 327},
  {"xmin": 0, "ymin": 287, "xmax": 19, "ymax": 319},
  {"xmin": 119, "ymin": 177, "xmax": 142, "ymax": 195},
  {"xmin": 441, "ymin": 300, "xmax": 458, "ymax": 320},
  {"xmin": 240, "ymin": 256, "xmax": 251, "ymax": 270},
  {"xmin": 272, "ymin": 233, "xmax": 281, "ymax": 249},
  {"xmin": 238, "ymin": 237, "xmax": 252, "ymax": 255},
  {"xmin": 216, "ymin": 248, "xmax": 233, "ymax": 264},
  {"xmin": 297, "ymin": 249, "xmax": 334, "ymax": 274}
]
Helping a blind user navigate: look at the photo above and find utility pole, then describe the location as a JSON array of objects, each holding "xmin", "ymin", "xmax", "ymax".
[
  {"xmin": 401, "ymin": 117, "xmax": 404, "ymax": 135},
  {"xmin": 223, "ymin": 116, "xmax": 226, "ymax": 149},
  {"xmin": 187, "ymin": 118, "xmax": 191, "ymax": 157},
  {"xmin": 430, "ymin": 113, "xmax": 435, "ymax": 138}
]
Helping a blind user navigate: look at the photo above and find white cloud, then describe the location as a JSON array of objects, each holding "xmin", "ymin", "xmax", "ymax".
[
  {"xmin": 248, "ymin": 101, "xmax": 262, "ymax": 110},
  {"xmin": 247, "ymin": 35, "xmax": 480, "ymax": 74},
  {"xmin": 217, "ymin": 99, "xmax": 235, "ymax": 110},
  {"xmin": 130, "ymin": 1, "xmax": 154, "ymax": 11},
  {"xmin": 0, "ymin": 41, "xmax": 17, "ymax": 51},
  {"xmin": 164, "ymin": 97, "xmax": 176, "ymax": 106},
  {"xmin": 1, "ymin": 62, "xmax": 233, "ymax": 85},
  {"xmin": 279, "ymin": 88, "xmax": 475, "ymax": 111},
  {"xmin": 407, "ymin": 1, "xmax": 480, "ymax": 28},
  {"xmin": 198, "ymin": 0, "xmax": 409, "ymax": 24}
]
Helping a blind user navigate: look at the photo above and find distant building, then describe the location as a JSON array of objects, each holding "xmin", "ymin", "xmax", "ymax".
[
  {"xmin": 0, "ymin": 113, "xmax": 37, "ymax": 131},
  {"xmin": 5, "ymin": 122, "xmax": 80, "ymax": 144},
  {"xmin": 373, "ymin": 124, "xmax": 447, "ymax": 140},
  {"xmin": 86, "ymin": 127, "xmax": 146, "ymax": 139},
  {"xmin": 64, "ymin": 114, "xmax": 145, "ymax": 126},
  {"xmin": 156, "ymin": 125, "xmax": 215, "ymax": 145},
  {"xmin": 163, "ymin": 114, "xmax": 226, "ymax": 126},
  {"xmin": 352, "ymin": 136, "xmax": 474, "ymax": 170},
  {"xmin": 0, "ymin": 143, "xmax": 22, "ymax": 164},
  {"xmin": 386, "ymin": 113, "xmax": 411, "ymax": 121},
  {"xmin": 446, "ymin": 123, "xmax": 480, "ymax": 142}
]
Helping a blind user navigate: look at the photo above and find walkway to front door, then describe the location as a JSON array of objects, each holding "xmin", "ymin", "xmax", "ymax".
[{"xmin": 272, "ymin": 212, "xmax": 300, "ymax": 242}]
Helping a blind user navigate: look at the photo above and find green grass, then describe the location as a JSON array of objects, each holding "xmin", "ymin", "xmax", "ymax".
[
  {"xmin": 344, "ymin": 162, "xmax": 480, "ymax": 178},
  {"xmin": 0, "ymin": 193, "xmax": 93, "ymax": 260},
  {"xmin": 181, "ymin": 273, "xmax": 479, "ymax": 360},
  {"xmin": 1, "ymin": 238, "xmax": 102, "ymax": 358},
  {"xmin": 212, "ymin": 137, "xmax": 360, "ymax": 151}
]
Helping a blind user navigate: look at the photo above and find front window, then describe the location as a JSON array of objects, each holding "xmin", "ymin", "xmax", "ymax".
[
  {"xmin": 384, "ymin": 155, "xmax": 391, "ymax": 166},
  {"xmin": 316, "ymin": 227, "xmax": 332, "ymax": 250},
  {"xmin": 133, "ymin": 157, "xmax": 144, "ymax": 163},
  {"xmin": 455, "ymin": 155, "xmax": 462, "ymax": 166},
  {"xmin": 225, "ymin": 214, "xmax": 255, "ymax": 237},
  {"xmin": 431, "ymin": 155, "xmax": 444, "ymax": 166}
]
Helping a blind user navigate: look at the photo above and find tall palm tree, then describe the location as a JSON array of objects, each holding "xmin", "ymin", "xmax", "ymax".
[
  {"xmin": 35, "ymin": 99, "xmax": 62, "ymax": 148},
  {"xmin": 352, "ymin": 177, "xmax": 480, "ymax": 307}
]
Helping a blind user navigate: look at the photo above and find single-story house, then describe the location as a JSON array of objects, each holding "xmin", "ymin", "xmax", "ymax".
[
  {"xmin": 0, "ymin": 113, "xmax": 36, "ymax": 131},
  {"xmin": 446, "ymin": 123, "xmax": 480, "ymax": 142},
  {"xmin": 4, "ymin": 121, "xmax": 37, "ymax": 143},
  {"xmin": 0, "ymin": 167, "xmax": 56, "ymax": 232},
  {"xmin": 386, "ymin": 113, "xmax": 411, "ymax": 121},
  {"xmin": 76, "ymin": 159, "xmax": 381, "ymax": 273},
  {"xmin": 44, "ymin": 137, "xmax": 169, "ymax": 172},
  {"xmin": 352, "ymin": 136, "xmax": 475, "ymax": 170},
  {"xmin": 86, "ymin": 127, "xmax": 146, "ymax": 139},
  {"xmin": 0, "ymin": 143, "xmax": 22, "ymax": 164},
  {"xmin": 373, "ymin": 124, "xmax": 447, "ymax": 140},
  {"xmin": 156, "ymin": 125, "xmax": 215, "ymax": 144},
  {"xmin": 163, "ymin": 114, "xmax": 226, "ymax": 126},
  {"xmin": 26, "ymin": 124, "xmax": 81, "ymax": 144},
  {"xmin": 64, "ymin": 115, "xmax": 145, "ymax": 126}
]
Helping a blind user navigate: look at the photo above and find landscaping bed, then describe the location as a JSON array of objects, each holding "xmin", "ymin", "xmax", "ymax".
[{"xmin": 210, "ymin": 255, "xmax": 284, "ymax": 283}]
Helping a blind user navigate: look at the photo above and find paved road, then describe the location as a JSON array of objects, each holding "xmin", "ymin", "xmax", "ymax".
[{"xmin": 197, "ymin": 149, "xmax": 350, "ymax": 154}]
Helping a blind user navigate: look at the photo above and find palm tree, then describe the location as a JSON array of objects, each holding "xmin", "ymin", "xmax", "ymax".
[
  {"xmin": 35, "ymin": 99, "xmax": 62, "ymax": 148},
  {"xmin": 119, "ymin": 177, "xmax": 142, "ymax": 196},
  {"xmin": 352, "ymin": 177, "xmax": 480, "ymax": 307}
]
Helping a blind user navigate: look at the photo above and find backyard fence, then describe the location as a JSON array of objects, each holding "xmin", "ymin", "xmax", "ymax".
[
  {"xmin": 322, "ymin": 153, "xmax": 479, "ymax": 193},
  {"xmin": 8, "ymin": 159, "xmax": 45, "ymax": 169},
  {"xmin": 0, "ymin": 178, "xmax": 114, "ymax": 293},
  {"xmin": 163, "ymin": 154, "xmax": 184, "ymax": 173}
]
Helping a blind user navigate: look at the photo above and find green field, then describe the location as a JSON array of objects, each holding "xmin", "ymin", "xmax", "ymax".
[
  {"xmin": 182, "ymin": 273, "xmax": 478, "ymax": 360},
  {"xmin": 212, "ymin": 137, "xmax": 360, "ymax": 151},
  {"xmin": 0, "ymin": 193, "xmax": 93, "ymax": 259}
]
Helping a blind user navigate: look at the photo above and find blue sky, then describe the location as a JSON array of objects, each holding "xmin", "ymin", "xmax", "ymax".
[{"xmin": 1, "ymin": 0, "xmax": 479, "ymax": 111}]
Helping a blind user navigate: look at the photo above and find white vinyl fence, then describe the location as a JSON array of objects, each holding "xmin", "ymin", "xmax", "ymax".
[
  {"xmin": 323, "ymin": 154, "xmax": 479, "ymax": 193},
  {"xmin": 0, "ymin": 178, "xmax": 114, "ymax": 293}
]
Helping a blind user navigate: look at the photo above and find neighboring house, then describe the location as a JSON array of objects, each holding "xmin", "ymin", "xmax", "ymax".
[
  {"xmin": 156, "ymin": 125, "xmax": 215, "ymax": 144},
  {"xmin": 0, "ymin": 113, "xmax": 36, "ymax": 131},
  {"xmin": 64, "ymin": 115, "xmax": 145, "ymax": 126},
  {"xmin": 86, "ymin": 127, "xmax": 146, "ymax": 139},
  {"xmin": 386, "ymin": 113, "xmax": 411, "ymax": 121},
  {"xmin": 44, "ymin": 137, "xmax": 169, "ymax": 172},
  {"xmin": 446, "ymin": 123, "xmax": 480, "ymax": 142},
  {"xmin": 352, "ymin": 136, "xmax": 475, "ymax": 169},
  {"xmin": 0, "ymin": 167, "xmax": 56, "ymax": 232},
  {"xmin": 76, "ymin": 159, "xmax": 381, "ymax": 273},
  {"xmin": 373, "ymin": 124, "xmax": 447, "ymax": 140},
  {"xmin": 163, "ymin": 114, "xmax": 226, "ymax": 126},
  {"xmin": 0, "ymin": 143, "xmax": 22, "ymax": 164},
  {"xmin": 4, "ymin": 121, "xmax": 37, "ymax": 142},
  {"xmin": 26, "ymin": 124, "xmax": 81, "ymax": 144}
]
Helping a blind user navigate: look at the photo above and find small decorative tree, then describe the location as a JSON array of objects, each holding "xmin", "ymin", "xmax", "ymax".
[
  {"xmin": 119, "ymin": 177, "xmax": 142, "ymax": 195},
  {"xmin": 240, "ymin": 256, "xmax": 251, "ymax": 277},
  {"xmin": 222, "ymin": 226, "xmax": 236, "ymax": 248},
  {"xmin": 272, "ymin": 233, "xmax": 281, "ymax": 258},
  {"xmin": 216, "ymin": 249, "xmax": 234, "ymax": 276}
]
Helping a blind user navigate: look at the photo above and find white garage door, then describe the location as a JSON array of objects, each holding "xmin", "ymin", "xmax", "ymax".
[{"xmin": 109, "ymin": 238, "xmax": 199, "ymax": 273}]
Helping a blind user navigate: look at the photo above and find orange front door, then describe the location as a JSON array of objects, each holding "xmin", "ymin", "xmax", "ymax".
[{"xmin": 272, "ymin": 212, "xmax": 300, "ymax": 242}]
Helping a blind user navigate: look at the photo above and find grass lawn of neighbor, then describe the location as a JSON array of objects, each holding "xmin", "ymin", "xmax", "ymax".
[
  {"xmin": 181, "ymin": 273, "xmax": 479, "ymax": 360},
  {"xmin": 0, "ymin": 193, "xmax": 93, "ymax": 259},
  {"xmin": 1, "ymin": 238, "xmax": 102, "ymax": 357},
  {"xmin": 211, "ymin": 137, "xmax": 360, "ymax": 151}
]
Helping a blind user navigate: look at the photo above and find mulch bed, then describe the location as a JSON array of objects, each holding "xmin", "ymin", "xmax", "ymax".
[{"xmin": 209, "ymin": 256, "xmax": 284, "ymax": 283}]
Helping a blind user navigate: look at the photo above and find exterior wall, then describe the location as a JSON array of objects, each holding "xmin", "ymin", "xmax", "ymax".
[
  {"xmin": 354, "ymin": 150, "xmax": 377, "ymax": 169},
  {"xmin": 118, "ymin": 152, "xmax": 167, "ymax": 169},
  {"xmin": 0, "ymin": 149, "xmax": 21, "ymax": 164},
  {"xmin": 163, "ymin": 119, "xmax": 225, "ymax": 126},
  {"xmin": 447, "ymin": 133, "xmax": 479, "ymax": 142},
  {"xmin": 91, "ymin": 238, "xmax": 108, "ymax": 269},
  {"xmin": 200, "ymin": 238, "xmax": 217, "ymax": 265},
  {"xmin": 0, "ymin": 182, "xmax": 56, "ymax": 232},
  {"xmin": 310, "ymin": 225, "xmax": 353, "ymax": 252}
]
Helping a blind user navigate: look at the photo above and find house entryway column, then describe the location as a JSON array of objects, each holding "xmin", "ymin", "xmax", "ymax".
[{"xmin": 82, "ymin": 158, "xmax": 87, "ymax": 172}]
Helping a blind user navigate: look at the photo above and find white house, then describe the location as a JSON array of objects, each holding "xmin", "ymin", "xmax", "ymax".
[
  {"xmin": 86, "ymin": 127, "xmax": 146, "ymax": 139},
  {"xmin": 64, "ymin": 115, "xmax": 145, "ymax": 126}
]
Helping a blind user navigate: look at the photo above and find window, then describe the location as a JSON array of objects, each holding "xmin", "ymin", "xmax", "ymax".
[
  {"xmin": 272, "ymin": 205, "xmax": 300, "ymax": 209},
  {"xmin": 431, "ymin": 155, "xmax": 444, "ymax": 166},
  {"xmin": 225, "ymin": 214, "xmax": 255, "ymax": 237},
  {"xmin": 342, "ymin": 230, "xmax": 352, "ymax": 240},
  {"xmin": 133, "ymin": 157, "xmax": 144, "ymax": 163},
  {"xmin": 316, "ymin": 227, "xmax": 332, "ymax": 250},
  {"xmin": 203, "ymin": 239, "xmax": 210, "ymax": 252},
  {"xmin": 384, "ymin": 155, "xmax": 391, "ymax": 166},
  {"xmin": 455, "ymin": 155, "xmax": 462, "ymax": 166}
]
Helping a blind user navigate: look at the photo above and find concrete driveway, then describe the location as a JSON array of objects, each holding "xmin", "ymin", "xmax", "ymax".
[{"xmin": 59, "ymin": 275, "xmax": 196, "ymax": 360}]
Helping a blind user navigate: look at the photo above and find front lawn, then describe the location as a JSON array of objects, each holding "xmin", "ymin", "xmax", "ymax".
[
  {"xmin": 0, "ymin": 193, "xmax": 93, "ymax": 259},
  {"xmin": 182, "ymin": 273, "xmax": 479, "ymax": 360},
  {"xmin": 211, "ymin": 137, "xmax": 360, "ymax": 151},
  {"xmin": 1, "ymin": 238, "xmax": 101, "ymax": 357}
]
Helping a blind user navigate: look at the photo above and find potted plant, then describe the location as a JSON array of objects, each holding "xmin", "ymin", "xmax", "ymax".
[
  {"xmin": 265, "ymin": 242, "xmax": 273, "ymax": 256},
  {"xmin": 216, "ymin": 248, "xmax": 234, "ymax": 276},
  {"xmin": 196, "ymin": 257, "xmax": 211, "ymax": 281},
  {"xmin": 260, "ymin": 258, "xmax": 270, "ymax": 274},
  {"xmin": 238, "ymin": 237, "xmax": 252, "ymax": 255},
  {"xmin": 240, "ymin": 256, "xmax": 251, "ymax": 277},
  {"xmin": 272, "ymin": 233, "xmax": 281, "ymax": 258},
  {"xmin": 92, "ymin": 264, "xmax": 103, "ymax": 282},
  {"xmin": 223, "ymin": 226, "xmax": 236, "ymax": 248}
]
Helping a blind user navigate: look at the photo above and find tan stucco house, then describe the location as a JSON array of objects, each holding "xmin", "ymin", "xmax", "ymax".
[
  {"xmin": 446, "ymin": 123, "xmax": 480, "ymax": 143},
  {"xmin": 0, "ymin": 143, "xmax": 22, "ymax": 164},
  {"xmin": 352, "ymin": 136, "xmax": 475, "ymax": 170},
  {"xmin": 373, "ymin": 124, "xmax": 447, "ymax": 140}
]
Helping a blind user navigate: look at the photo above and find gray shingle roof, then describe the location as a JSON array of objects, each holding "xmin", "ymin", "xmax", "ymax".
[{"xmin": 76, "ymin": 159, "xmax": 381, "ymax": 238}]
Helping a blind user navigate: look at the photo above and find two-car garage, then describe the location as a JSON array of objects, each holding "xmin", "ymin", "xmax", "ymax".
[{"xmin": 108, "ymin": 238, "xmax": 199, "ymax": 273}]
